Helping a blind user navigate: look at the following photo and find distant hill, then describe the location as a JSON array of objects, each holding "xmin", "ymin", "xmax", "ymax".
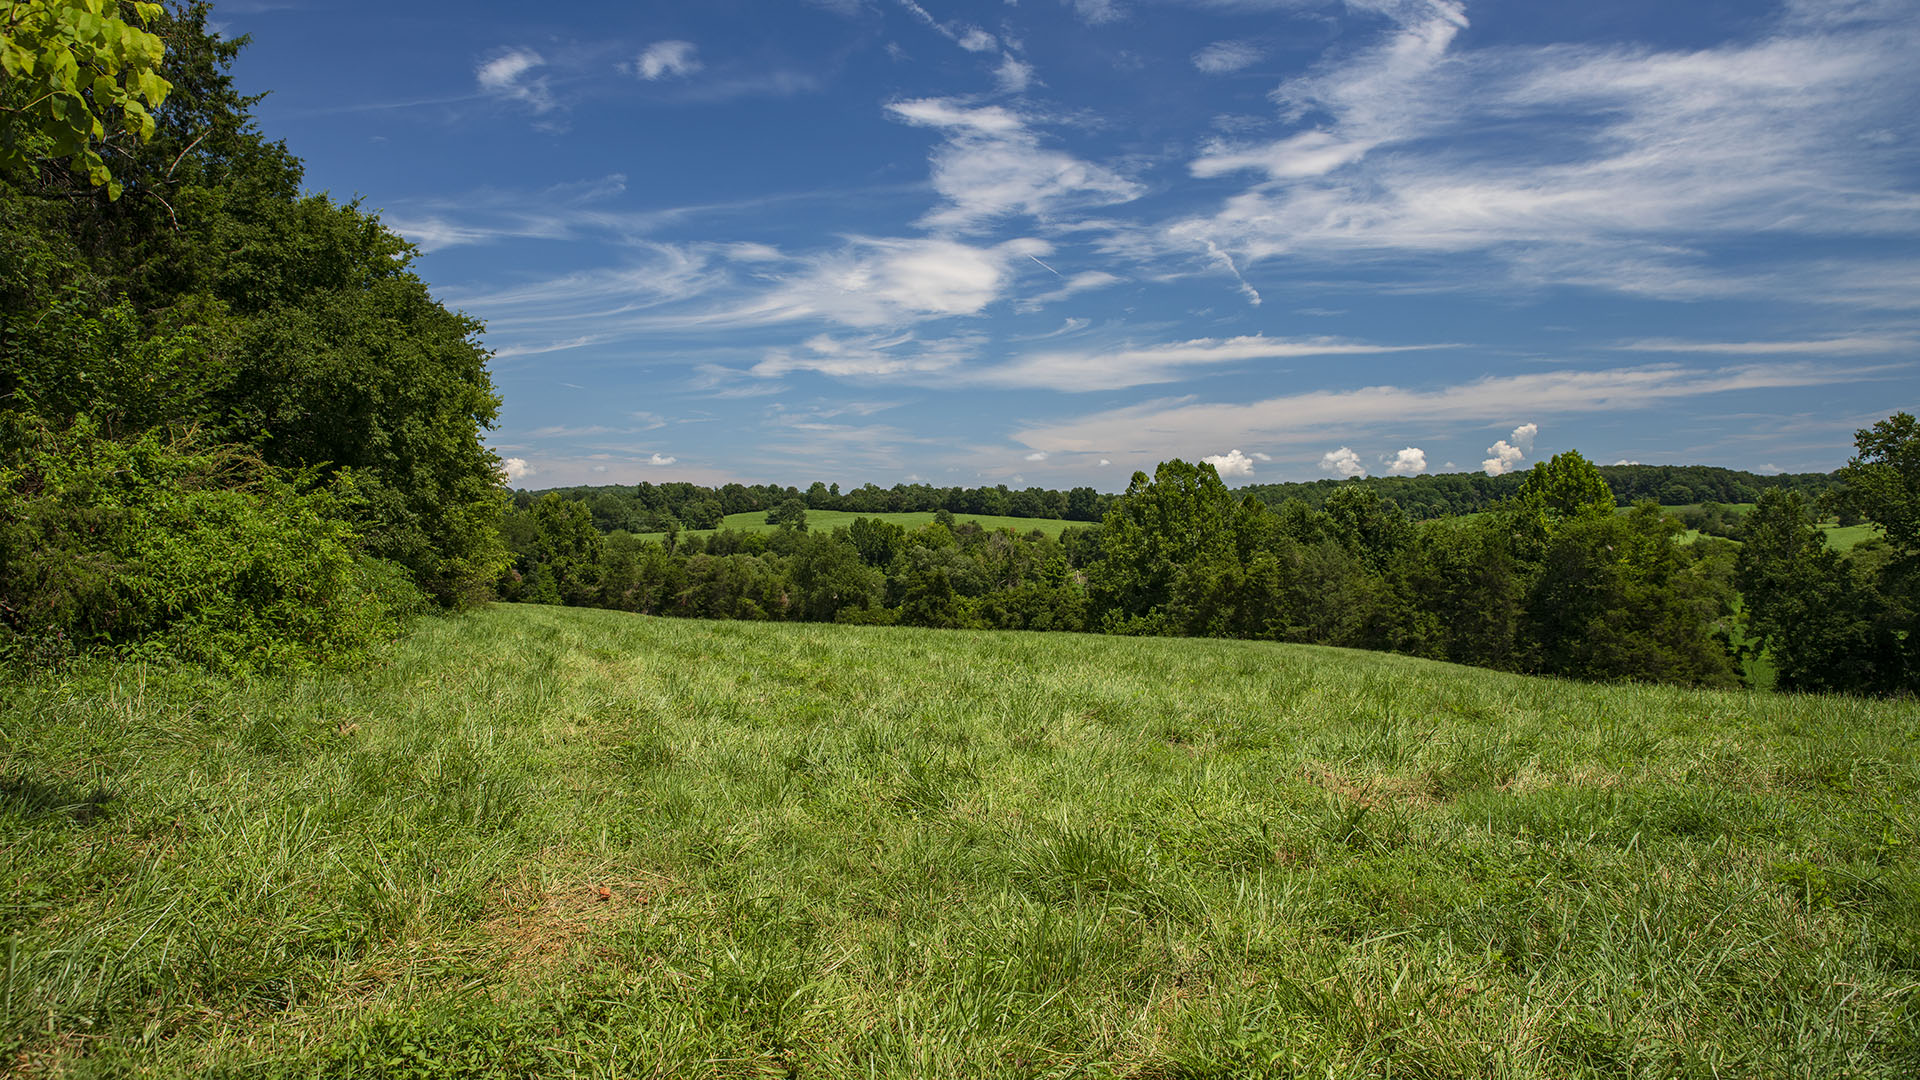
[{"xmin": 522, "ymin": 464, "xmax": 1837, "ymax": 531}]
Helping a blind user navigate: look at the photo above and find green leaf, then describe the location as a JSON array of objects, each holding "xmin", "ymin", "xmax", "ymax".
[
  {"xmin": 137, "ymin": 69, "xmax": 169, "ymax": 106},
  {"xmin": 1, "ymin": 40, "xmax": 34, "ymax": 77}
]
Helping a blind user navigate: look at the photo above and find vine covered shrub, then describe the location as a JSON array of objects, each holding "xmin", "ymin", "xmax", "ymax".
[{"xmin": 0, "ymin": 417, "xmax": 422, "ymax": 672}]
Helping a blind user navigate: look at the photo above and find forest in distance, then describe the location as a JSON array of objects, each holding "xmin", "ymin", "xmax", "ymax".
[
  {"xmin": 512, "ymin": 461, "xmax": 1840, "ymax": 535},
  {"xmin": 495, "ymin": 444, "xmax": 1917, "ymax": 697}
]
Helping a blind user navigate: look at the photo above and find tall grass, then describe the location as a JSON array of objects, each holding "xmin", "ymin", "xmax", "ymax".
[{"xmin": 3, "ymin": 605, "xmax": 1915, "ymax": 1076}]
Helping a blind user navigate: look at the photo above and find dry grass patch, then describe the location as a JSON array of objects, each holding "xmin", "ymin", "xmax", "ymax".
[{"xmin": 476, "ymin": 856, "xmax": 673, "ymax": 973}]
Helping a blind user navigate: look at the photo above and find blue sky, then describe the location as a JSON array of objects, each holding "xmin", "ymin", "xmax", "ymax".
[{"xmin": 218, "ymin": 0, "xmax": 1918, "ymax": 490}]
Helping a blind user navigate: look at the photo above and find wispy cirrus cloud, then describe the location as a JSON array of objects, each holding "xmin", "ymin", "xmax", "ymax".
[
  {"xmin": 637, "ymin": 40, "xmax": 703, "ymax": 80},
  {"xmin": 475, "ymin": 48, "xmax": 555, "ymax": 113},
  {"xmin": 972, "ymin": 333, "xmax": 1448, "ymax": 391},
  {"xmin": 1193, "ymin": 40, "xmax": 1265, "ymax": 74},
  {"xmin": 1013, "ymin": 361, "xmax": 1905, "ymax": 457},
  {"xmin": 449, "ymin": 233, "xmax": 1055, "ymax": 361},
  {"xmin": 886, "ymin": 98, "xmax": 1143, "ymax": 231},
  {"xmin": 1615, "ymin": 335, "xmax": 1916, "ymax": 355},
  {"xmin": 1165, "ymin": 0, "xmax": 1920, "ymax": 304}
]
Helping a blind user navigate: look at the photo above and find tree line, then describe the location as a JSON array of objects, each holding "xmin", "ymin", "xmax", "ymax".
[
  {"xmin": 525, "ymin": 463, "xmax": 1839, "ymax": 537},
  {"xmin": 516, "ymin": 480, "xmax": 1116, "ymax": 534},
  {"xmin": 1236, "ymin": 464, "xmax": 1835, "ymax": 521}
]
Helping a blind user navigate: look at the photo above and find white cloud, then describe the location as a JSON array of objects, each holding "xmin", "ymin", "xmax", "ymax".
[
  {"xmin": 1617, "ymin": 335, "xmax": 1914, "ymax": 355},
  {"xmin": 1481, "ymin": 440, "xmax": 1524, "ymax": 476},
  {"xmin": 1193, "ymin": 40, "xmax": 1263, "ymax": 75},
  {"xmin": 752, "ymin": 236, "xmax": 1046, "ymax": 327},
  {"xmin": 1482, "ymin": 423, "xmax": 1536, "ymax": 476},
  {"xmin": 752, "ymin": 331, "xmax": 977, "ymax": 377},
  {"xmin": 1064, "ymin": 0, "xmax": 1121, "ymax": 24},
  {"xmin": 637, "ymin": 40, "xmax": 703, "ymax": 80},
  {"xmin": 887, "ymin": 98, "xmax": 1143, "ymax": 230},
  {"xmin": 1321, "ymin": 446, "xmax": 1366, "ymax": 478},
  {"xmin": 476, "ymin": 49, "xmax": 554, "ymax": 112},
  {"xmin": 647, "ymin": 453, "xmax": 678, "ymax": 466},
  {"xmin": 500, "ymin": 457, "xmax": 535, "ymax": 482},
  {"xmin": 1017, "ymin": 269, "xmax": 1121, "ymax": 311},
  {"xmin": 957, "ymin": 28, "xmax": 998, "ymax": 52},
  {"xmin": 1099, "ymin": 458, "xmax": 1112, "ymax": 466},
  {"xmin": 1204, "ymin": 448, "xmax": 1258, "ymax": 477},
  {"xmin": 1385, "ymin": 446, "xmax": 1427, "ymax": 475},
  {"xmin": 1013, "ymin": 361, "xmax": 1892, "ymax": 458},
  {"xmin": 1167, "ymin": 1, "xmax": 1920, "ymax": 305},
  {"xmin": 973, "ymin": 333, "xmax": 1444, "ymax": 391},
  {"xmin": 1025, "ymin": 450, "xmax": 1049, "ymax": 461},
  {"xmin": 995, "ymin": 54, "xmax": 1036, "ymax": 92}
]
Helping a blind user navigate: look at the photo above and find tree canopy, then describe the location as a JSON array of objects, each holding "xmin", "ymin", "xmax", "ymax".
[{"xmin": 2, "ymin": 3, "xmax": 506, "ymax": 669}]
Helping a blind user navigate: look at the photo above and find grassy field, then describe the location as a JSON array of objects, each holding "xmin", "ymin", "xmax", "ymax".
[
  {"xmin": 4, "ymin": 606, "xmax": 1916, "ymax": 1077},
  {"xmin": 1653, "ymin": 503, "xmax": 1881, "ymax": 551},
  {"xmin": 632, "ymin": 510, "xmax": 1080, "ymax": 543}
]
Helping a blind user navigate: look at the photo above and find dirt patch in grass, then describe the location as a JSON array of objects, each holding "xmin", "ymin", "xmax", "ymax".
[
  {"xmin": 1304, "ymin": 760, "xmax": 1437, "ymax": 809},
  {"xmin": 478, "ymin": 857, "xmax": 673, "ymax": 973}
]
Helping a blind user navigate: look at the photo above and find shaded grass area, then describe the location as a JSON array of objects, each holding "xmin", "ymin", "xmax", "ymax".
[
  {"xmin": 634, "ymin": 509, "xmax": 1080, "ymax": 543},
  {"xmin": 3, "ymin": 605, "xmax": 1917, "ymax": 1077}
]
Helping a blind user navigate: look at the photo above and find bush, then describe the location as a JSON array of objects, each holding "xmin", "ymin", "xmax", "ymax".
[{"xmin": 0, "ymin": 416, "xmax": 422, "ymax": 673}]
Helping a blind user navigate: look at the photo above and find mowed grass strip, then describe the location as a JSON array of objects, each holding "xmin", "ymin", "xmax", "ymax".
[
  {"xmin": 635, "ymin": 509, "xmax": 1080, "ymax": 542},
  {"xmin": 2, "ymin": 605, "xmax": 1916, "ymax": 1077}
]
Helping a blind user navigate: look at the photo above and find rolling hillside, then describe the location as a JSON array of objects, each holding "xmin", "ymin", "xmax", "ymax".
[
  {"xmin": 3, "ymin": 606, "xmax": 1914, "ymax": 1076},
  {"xmin": 634, "ymin": 509, "xmax": 1081, "ymax": 542}
]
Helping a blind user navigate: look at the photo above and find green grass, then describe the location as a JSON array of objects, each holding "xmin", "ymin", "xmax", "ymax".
[
  {"xmin": 4, "ymin": 606, "xmax": 1917, "ymax": 1076},
  {"xmin": 633, "ymin": 509, "xmax": 1081, "ymax": 543},
  {"xmin": 1821, "ymin": 523, "xmax": 1882, "ymax": 551}
]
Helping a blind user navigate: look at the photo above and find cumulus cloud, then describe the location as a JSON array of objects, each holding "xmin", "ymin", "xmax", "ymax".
[
  {"xmin": 1193, "ymin": 40, "xmax": 1263, "ymax": 75},
  {"xmin": 1482, "ymin": 423, "xmax": 1537, "ymax": 475},
  {"xmin": 886, "ymin": 98, "xmax": 1142, "ymax": 230},
  {"xmin": 1482, "ymin": 436, "xmax": 1526, "ymax": 475},
  {"xmin": 1203, "ymin": 448, "xmax": 1258, "ymax": 477},
  {"xmin": 1025, "ymin": 450, "xmax": 1049, "ymax": 461},
  {"xmin": 476, "ymin": 49, "xmax": 553, "ymax": 112},
  {"xmin": 1385, "ymin": 446, "xmax": 1427, "ymax": 475},
  {"xmin": 500, "ymin": 457, "xmax": 534, "ymax": 482},
  {"xmin": 1099, "ymin": 458, "xmax": 1112, "ymax": 466},
  {"xmin": 637, "ymin": 40, "xmax": 703, "ymax": 80},
  {"xmin": 1321, "ymin": 446, "xmax": 1367, "ymax": 478},
  {"xmin": 647, "ymin": 452, "xmax": 678, "ymax": 466}
]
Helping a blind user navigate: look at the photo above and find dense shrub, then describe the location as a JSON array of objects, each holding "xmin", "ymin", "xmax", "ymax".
[{"xmin": 0, "ymin": 417, "xmax": 422, "ymax": 672}]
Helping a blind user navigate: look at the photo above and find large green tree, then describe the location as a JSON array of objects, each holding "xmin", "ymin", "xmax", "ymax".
[{"xmin": 2, "ymin": 3, "xmax": 507, "ymax": 607}]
